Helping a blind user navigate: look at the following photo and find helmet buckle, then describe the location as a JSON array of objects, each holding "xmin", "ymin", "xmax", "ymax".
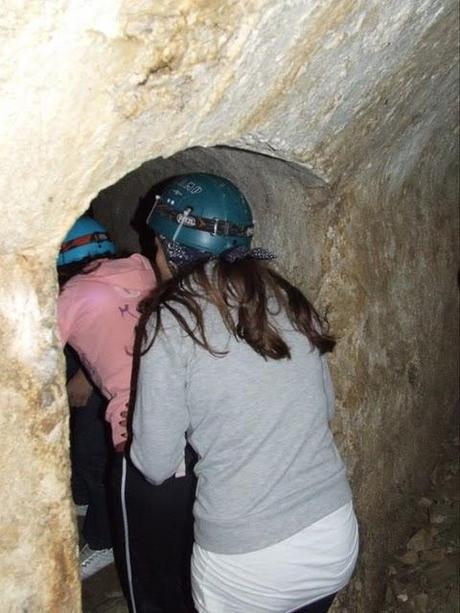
[
  {"xmin": 212, "ymin": 219, "xmax": 230, "ymax": 236},
  {"xmin": 172, "ymin": 207, "xmax": 192, "ymax": 242}
]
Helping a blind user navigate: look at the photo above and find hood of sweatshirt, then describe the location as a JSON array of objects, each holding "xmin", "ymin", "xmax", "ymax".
[{"xmin": 78, "ymin": 254, "xmax": 156, "ymax": 295}]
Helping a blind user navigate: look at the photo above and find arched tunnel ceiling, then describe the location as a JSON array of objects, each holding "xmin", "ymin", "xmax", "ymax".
[
  {"xmin": 91, "ymin": 145, "xmax": 334, "ymax": 299},
  {"xmin": 0, "ymin": 0, "xmax": 458, "ymax": 253}
]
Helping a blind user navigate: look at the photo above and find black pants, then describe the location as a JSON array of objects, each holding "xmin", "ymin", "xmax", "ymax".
[
  {"xmin": 111, "ymin": 454, "xmax": 196, "ymax": 613},
  {"xmin": 292, "ymin": 593, "xmax": 336, "ymax": 613},
  {"xmin": 66, "ymin": 347, "xmax": 113, "ymax": 550}
]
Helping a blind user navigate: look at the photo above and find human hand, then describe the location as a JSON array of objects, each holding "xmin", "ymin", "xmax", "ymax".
[
  {"xmin": 115, "ymin": 441, "xmax": 126, "ymax": 453},
  {"xmin": 66, "ymin": 369, "xmax": 93, "ymax": 407},
  {"xmin": 115, "ymin": 410, "xmax": 128, "ymax": 453}
]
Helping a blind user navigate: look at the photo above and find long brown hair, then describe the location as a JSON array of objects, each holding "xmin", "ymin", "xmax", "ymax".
[{"xmin": 136, "ymin": 259, "xmax": 335, "ymax": 360}]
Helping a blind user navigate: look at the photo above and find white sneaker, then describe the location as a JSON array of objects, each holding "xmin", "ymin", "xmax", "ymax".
[
  {"xmin": 74, "ymin": 504, "xmax": 88, "ymax": 517},
  {"xmin": 80, "ymin": 544, "xmax": 114, "ymax": 580}
]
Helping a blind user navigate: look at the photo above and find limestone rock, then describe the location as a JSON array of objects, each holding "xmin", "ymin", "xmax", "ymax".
[
  {"xmin": 413, "ymin": 593, "xmax": 429, "ymax": 612},
  {"xmin": 398, "ymin": 551, "xmax": 419, "ymax": 566},
  {"xmin": 0, "ymin": 1, "xmax": 458, "ymax": 611},
  {"xmin": 407, "ymin": 529, "xmax": 433, "ymax": 553},
  {"xmin": 418, "ymin": 497, "xmax": 434, "ymax": 509}
]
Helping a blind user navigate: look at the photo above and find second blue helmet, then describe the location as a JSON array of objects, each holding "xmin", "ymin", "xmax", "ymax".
[{"xmin": 57, "ymin": 216, "xmax": 116, "ymax": 267}]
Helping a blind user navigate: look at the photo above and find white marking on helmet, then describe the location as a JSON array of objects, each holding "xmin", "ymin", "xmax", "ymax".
[
  {"xmin": 177, "ymin": 179, "xmax": 203, "ymax": 194},
  {"xmin": 176, "ymin": 213, "xmax": 196, "ymax": 227},
  {"xmin": 173, "ymin": 207, "xmax": 193, "ymax": 241}
]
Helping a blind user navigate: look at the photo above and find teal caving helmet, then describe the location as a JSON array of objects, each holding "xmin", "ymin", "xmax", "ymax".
[
  {"xmin": 57, "ymin": 215, "xmax": 116, "ymax": 267},
  {"xmin": 146, "ymin": 173, "xmax": 254, "ymax": 257}
]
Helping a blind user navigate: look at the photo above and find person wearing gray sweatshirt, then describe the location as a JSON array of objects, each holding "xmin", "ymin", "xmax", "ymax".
[{"xmin": 130, "ymin": 173, "xmax": 359, "ymax": 613}]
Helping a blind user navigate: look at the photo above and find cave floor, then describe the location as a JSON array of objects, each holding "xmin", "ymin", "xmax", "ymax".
[
  {"xmin": 82, "ymin": 564, "xmax": 127, "ymax": 613},
  {"xmin": 380, "ymin": 435, "xmax": 459, "ymax": 613},
  {"xmin": 80, "ymin": 436, "xmax": 459, "ymax": 613}
]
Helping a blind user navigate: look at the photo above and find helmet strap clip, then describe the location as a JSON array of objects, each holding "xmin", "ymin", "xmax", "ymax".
[
  {"xmin": 172, "ymin": 207, "xmax": 192, "ymax": 242},
  {"xmin": 212, "ymin": 218, "xmax": 230, "ymax": 236}
]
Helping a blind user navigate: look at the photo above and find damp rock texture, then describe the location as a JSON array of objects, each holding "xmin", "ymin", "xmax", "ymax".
[
  {"xmin": 380, "ymin": 436, "xmax": 459, "ymax": 613},
  {"xmin": 0, "ymin": 1, "xmax": 458, "ymax": 611}
]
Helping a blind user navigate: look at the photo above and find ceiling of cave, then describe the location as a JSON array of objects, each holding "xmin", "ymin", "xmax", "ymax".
[{"xmin": 0, "ymin": 0, "xmax": 458, "ymax": 254}]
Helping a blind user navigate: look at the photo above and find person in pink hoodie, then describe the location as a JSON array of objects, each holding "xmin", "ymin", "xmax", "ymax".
[
  {"xmin": 58, "ymin": 218, "xmax": 155, "ymax": 453},
  {"xmin": 57, "ymin": 215, "xmax": 156, "ymax": 577},
  {"xmin": 57, "ymin": 215, "xmax": 196, "ymax": 613}
]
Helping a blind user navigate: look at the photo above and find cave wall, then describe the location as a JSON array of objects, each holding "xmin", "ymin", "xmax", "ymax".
[
  {"xmin": 319, "ymin": 150, "xmax": 459, "ymax": 609},
  {"xmin": 0, "ymin": 1, "xmax": 458, "ymax": 611},
  {"xmin": 91, "ymin": 140, "xmax": 459, "ymax": 611}
]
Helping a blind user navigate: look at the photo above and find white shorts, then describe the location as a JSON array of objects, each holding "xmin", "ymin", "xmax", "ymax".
[{"xmin": 191, "ymin": 502, "xmax": 359, "ymax": 613}]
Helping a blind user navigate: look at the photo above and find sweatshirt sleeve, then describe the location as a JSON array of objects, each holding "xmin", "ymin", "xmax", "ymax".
[
  {"xmin": 57, "ymin": 285, "xmax": 80, "ymax": 346},
  {"xmin": 130, "ymin": 313, "xmax": 190, "ymax": 485},
  {"xmin": 321, "ymin": 354, "xmax": 336, "ymax": 422}
]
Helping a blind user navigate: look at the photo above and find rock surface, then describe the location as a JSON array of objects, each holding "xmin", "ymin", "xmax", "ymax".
[
  {"xmin": 0, "ymin": 1, "xmax": 458, "ymax": 611},
  {"xmin": 380, "ymin": 436, "xmax": 459, "ymax": 613}
]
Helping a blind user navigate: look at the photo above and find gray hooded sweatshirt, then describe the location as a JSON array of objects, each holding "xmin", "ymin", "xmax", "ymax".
[{"xmin": 131, "ymin": 300, "xmax": 352, "ymax": 554}]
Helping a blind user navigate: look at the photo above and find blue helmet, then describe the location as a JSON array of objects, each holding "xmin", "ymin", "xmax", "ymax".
[
  {"xmin": 57, "ymin": 216, "xmax": 116, "ymax": 267},
  {"xmin": 146, "ymin": 173, "xmax": 254, "ymax": 256}
]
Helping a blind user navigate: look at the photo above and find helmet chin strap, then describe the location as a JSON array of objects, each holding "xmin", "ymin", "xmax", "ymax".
[
  {"xmin": 158, "ymin": 235, "xmax": 210, "ymax": 273},
  {"xmin": 158, "ymin": 234, "xmax": 276, "ymax": 276}
]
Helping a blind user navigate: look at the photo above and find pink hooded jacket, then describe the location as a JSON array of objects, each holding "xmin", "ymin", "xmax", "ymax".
[{"xmin": 58, "ymin": 254, "xmax": 156, "ymax": 449}]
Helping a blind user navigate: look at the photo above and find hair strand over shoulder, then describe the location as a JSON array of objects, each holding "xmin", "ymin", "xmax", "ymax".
[{"xmin": 136, "ymin": 260, "xmax": 335, "ymax": 360}]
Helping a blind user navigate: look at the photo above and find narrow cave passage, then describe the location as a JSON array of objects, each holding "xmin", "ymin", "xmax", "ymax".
[
  {"xmin": 60, "ymin": 143, "xmax": 459, "ymax": 613},
  {"xmin": 62, "ymin": 147, "xmax": 458, "ymax": 613},
  {"xmin": 67, "ymin": 145, "xmax": 337, "ymax": 611},
  {"xmin": 1, "ymin": 2, "xmax": 458, "ymax": 611}
]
